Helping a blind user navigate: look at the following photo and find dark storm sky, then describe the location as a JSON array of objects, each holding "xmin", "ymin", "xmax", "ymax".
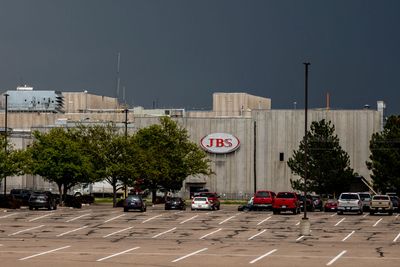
[{"xmin": 1, "ymin": 0, "xmax": 399, "ymax": 114}]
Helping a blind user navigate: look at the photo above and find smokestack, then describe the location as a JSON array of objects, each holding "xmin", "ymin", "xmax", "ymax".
[{"xmin": 326, "ymin": 92, "xmax": 330, "ymax": 110}]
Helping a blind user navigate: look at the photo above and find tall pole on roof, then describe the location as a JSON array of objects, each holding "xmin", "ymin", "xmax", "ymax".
[{"xmin": 4, "ymin": 93, "xmax": 9, "ymax": 195}]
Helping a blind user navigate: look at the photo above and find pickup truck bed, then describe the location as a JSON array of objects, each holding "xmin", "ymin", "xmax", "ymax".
[{"xmin": 370, "ymin": 195, "xmax": 393, "ymax": 215}]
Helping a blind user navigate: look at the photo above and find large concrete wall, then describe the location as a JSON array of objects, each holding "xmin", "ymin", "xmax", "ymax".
[{"xmin": 1, "ymin": 109, "xmax": 381, "ymax": 198}]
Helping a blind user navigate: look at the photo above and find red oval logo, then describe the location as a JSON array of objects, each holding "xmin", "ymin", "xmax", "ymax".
[{"xmin": 200, "ymin": 133, "xmax": 240, "ymax": 154}]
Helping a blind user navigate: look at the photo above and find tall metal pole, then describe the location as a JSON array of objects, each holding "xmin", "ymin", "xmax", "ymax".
[
  {"xmin": 124, "ymin": 108, "xmax": 128, "ymax": 138},
  {"xmin": 4, "ymin": 93, "xmax": 9, "ymax": 196},
  {"xmin": 303, "ymin": 62, "xmax": 310, "ymax": 220},
  {"xmin": 253, "ymin": 120, "xmax": 257, "ymax": 194}
]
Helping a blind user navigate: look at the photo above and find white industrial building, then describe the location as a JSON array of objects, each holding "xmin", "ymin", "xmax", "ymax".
[{"xmin": 0, "ymin": 88, "xmax": 384, "ymax": 198}]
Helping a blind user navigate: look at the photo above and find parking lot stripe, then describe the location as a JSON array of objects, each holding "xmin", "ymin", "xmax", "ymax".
[
  {"xmin": 326, "ymin": 250, "xmax": 347, "ymax": 266},
  {"xmin": 199, "ymin": 228, "xmax": 222, "ymax": 239},
  {"xmin": 249, "ymin": 249, "xmax": 277, "ymax": 264},
  {"xmin": 96, "ymin": 247, "xmax": 140, "ymax": 262},
  {"xmin": 103, "ymin": 226, "xmax": 133, "ymax": 238},
  {"xmin": 248, "ymin": 229, "xmax": 266, "ymax": 240},
  {"xmin": 0, "ymin": 213, "xmax": 17, "ymax": 219},
  {"xmin": 395, "ymin": 214, "xmax": 399, "ymax": 219},
  {"xmin": 393, "ymin": 232, "xmax": 400, "ymax": 242},
  {"xmin": 295, "ymin": 221, "xmax": 300, "ymax": 226},
  {"xmin": 66, "ymin": 214, "xmax": 91, "ymax": 222},
  {"xmin": 28, "ymin": 213, "xmax": 54, "ymax": 222},
  {"xmin": 142, "ymin": 214, "xmax": 163, "ymax": 223},
  {"xmin": 342, "ymin": 231, "xmax": 355, "ymax": 241},
  {"xmin": 56, "ymin": 226, "xmax": 88, "ymax": 237},
  {"xmin": 296, "ymin": 235, "xmax": 304, "ymax": 241},
  {"xmin": 219, "ymin": 215, "xmax": 236, "ymax": 225},
  {"xmin": 373, "ymin": 218, "xmax": 383, "ymax": 227},
  {"xmin": 19, "ymin": 245, "xmax": 71, "ymax": 261},
  {"xmin": 171, "ymin": 248, "xmax": 208, "ymax": 262},
  {"xmin": 180, "ymin": 215, "xmax": 198, "ymax": 224},
  {"xmin": 362, "ymin": 214, "xmax": 368, "ymax": 218},
  {"xmin": 104, "ymin": 214, "xmax": 126, "ymax": 223},
  {"xmin": 334, "ymin": 218, "xmax": 345, "ymax": 226},
  {"xmin": 330, "ymin": 213, "xmax": 337, "ymax": 217},
  {"xmin": 8, "ymin": 225, "xmax": 45, "ymax": 236},
  {"xmin": 257, "ymin": 216, "xmax": 271, "ymax": 226},
  {"xmin": 152, "ymin": 227, "xmax": 177, "ymax": 238}
]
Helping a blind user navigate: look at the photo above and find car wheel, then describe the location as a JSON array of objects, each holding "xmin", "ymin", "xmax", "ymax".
[
  {"xmin": 29, "ymin": 206, "xmax": 33, "ymax": 210},
  {"xmin": 54, "ymin": 205, "xmax": 57, "ymax": 210},
  {"xmin": 389, "ymin": 211, "xmax": 393, "ymax": 216},
  {"xmin": 35, "ymin": 207, "xmax": 39, "ymax": 210},
  {"xmin": 370, "ymin": 211, "xmax": 374, "ymax": 215},
  {"xmin": 359, "ymin": 209, "xmax": 363, "ymax": 215},
  {"xmin": 217, "ymin": 205, "xmax": 220, "ymax": 210},
  {"xmin": 337, "ymin": 211, "xmax": 343, "ymax": 215},
  {"xmin": 124, "ymin": 208, "xmax": 128, "ymax": 212},
  {"xmin": 292, "ymin": 209, "xmax": 297, "ymax": 215}
]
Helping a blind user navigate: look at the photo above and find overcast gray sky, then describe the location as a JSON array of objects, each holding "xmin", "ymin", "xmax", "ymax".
[{"xmin": 1, "ymin": 0, "xmax": 399, "ymax": 114}]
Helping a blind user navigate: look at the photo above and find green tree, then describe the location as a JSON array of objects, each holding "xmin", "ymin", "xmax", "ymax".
[
  {"xmin": 134, "ymin": 117, "xmax": 212, "ymax": 203},
  {"xmin": 26, "ymin": 128, "xmax": 94, "ymax": 202},
  {"xmin": 367, "ymin": 115, "xmax": 400, "ymax": 193},
  {"xmin": 287, "ymin": 119, "xmax": 354, "ymax": 195},
  {"xmin": 0, "ymin": 135, "xmax": 26, "ymax": 189}
]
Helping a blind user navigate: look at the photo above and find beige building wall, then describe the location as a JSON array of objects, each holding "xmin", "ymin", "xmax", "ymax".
[{"xmin": 63, "ymin": 92, "xmax": 119, "ymax": 113}]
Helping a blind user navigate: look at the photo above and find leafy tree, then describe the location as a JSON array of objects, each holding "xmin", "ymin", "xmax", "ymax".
[
  {"xmin": 26, "ymin": 127, "xmax": 94, "ymax": 203},
  {"xmin": 287, "ymin": 119, "xmax": 354, "ymax": 195},
  {"xmin": 134, "ymin": 117, "xmax": 212, "ymax": 203},
  {"xmin": 367, "ymin": 115, "xmax": 400, "ymax": 194},
  {"xmin": 0, "ymin": 135, "xmax": 26, "ymax": 188}
]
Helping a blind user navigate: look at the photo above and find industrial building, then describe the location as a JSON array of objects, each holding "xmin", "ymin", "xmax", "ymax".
[{"xmin": 0, "ymin": 87, "xmax": 384, "ymax": 198}]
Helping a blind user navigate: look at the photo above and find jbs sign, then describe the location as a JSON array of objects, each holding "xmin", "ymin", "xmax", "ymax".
[{"xmin": 200, "ymin": 133, "xmax": 240, "ymax": 154}]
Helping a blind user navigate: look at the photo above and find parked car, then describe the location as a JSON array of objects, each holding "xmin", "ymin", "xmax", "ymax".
[
  {"xmin": 370, "ymin": 194, "xmax": 393, "ymax": 215},
  {"xmin": 311, "ymin": 195, "xmax": 323, "ymax": 211},
  {"xmin": 358, "ymin": 192, "xmax": 372, "ymax": 211},
  {"xmin": 0, "ymin": 194, "xmax": 22, "ymax": 209},
  {"xmin": 299, "ymin": 195, "xmax": 315, "ymax": 212},
  {"xmin": 28, "ymin": 191, "xmax": 58, "ymax": 210},
  {"xmin": 324, "ymin": 198, "xmax": 338, "ymax": 212},
  {"xmin": 123, "ymin": 195, "xmax": 146, "ymax": 212},
  {"xmin": 191, "ymin": 197, "xmax": 212, "ymax": 210},
  {"xmin": 389, "ymin": 196, "xmax": 399, "ymax": 213},
  {"xmin": 165, "ymin": 197, "xmax": 186, "ymax": 210},
  {"xmin": 337, "ymin": 192, "xmax": 363, "ymax": 215},
  {"xmin": 238, "ymin": 197, "xmax": 254, "ymax": 211},
  {"xmin": 193, "ymin": 192, "xmax": 220, "ymax": 210},
  {"xmin": 252, "ymin": 190, "xmax": 276, "ymax": 210},
  {"xmin": 272, "ymin": 192, "xmax": 300, "ymax": 215},
  {"xmin": 10, "ymin": 189, "xmax": 32, "ymax": 205}
]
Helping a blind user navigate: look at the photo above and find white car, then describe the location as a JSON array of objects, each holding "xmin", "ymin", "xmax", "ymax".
[
  {"xmin": 191, "ymin": 197, "xmax": 212, "ymax": 210},
  {"xmin": 337, "ymin": 192, "xmax": 363, "ymax": 215}
]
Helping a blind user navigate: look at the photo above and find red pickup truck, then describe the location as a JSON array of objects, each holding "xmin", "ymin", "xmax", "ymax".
[
  {"xmin": 272, "ymin": 192, "xmax": 300, "ymax": 215},
  {"xmin": 253, "ymin": 190, "xmax": 276, "ymax": 210}
]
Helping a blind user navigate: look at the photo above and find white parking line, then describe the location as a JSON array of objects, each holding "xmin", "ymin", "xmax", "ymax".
[
  {"xmin": 8, "ymin": 225, "xmax": 45, "ymax": 236},
  {"xmin": 219, "ymin": 215, "xmax": 236, "ymax": 225},
  {"xmin": 104, "ymin": 214, "xmax": 126, "ymax": 223},
  {"xmin": 19, "ymin": 245, "xmax": 71, "ymax": 261},
  {"xmin": 296, "ymin": 235, "xmax": 304, "ymax": 241},
  {"xmin": 330, "ymin": 213, "xmax": 337, "ymax": 217},
  {"xmin": 199, "ymin": 228, "xmax": 222, "ymax": 239},
  {"xmin": 326, "ymin": 250, "xmax": 347, "ymax": 266},
  {"xmin": 373, "ymin": 218, "xmax": 383, "ymax": 227},
  {"xmin": 180, "ymin": 215, "xmax": 198, "ymax": 224},
  {"xmin": 0, "ymin": 213, "xmax": 17, "ymax": 219},
  {"xmin": 248, "ymin": 229, "xmax": 266, "ymax": 240},
  {"xmin": 174, "ymin": 211, "xmax": 184, "ymax": 215},
  {"xmin": 362, "ymin": 214, "xmax": 368, "ymax": 218},
  {"xmin": 152, "ymin": 227, "xmax": 177, "ymax": 238},
  {"xmin": 342, "ymin": 231, "xmax": 355, "ymax": 241},
  {"xmin": 28, "ymin": 213, "xmax": 54, "ymax": 222},
  {"xmin": 295, "ymin": 221, "xmax": 300, "ymax": 226},
  {"xmin": 96, "ymin": 247, "xmax": 140, "ymax": 262},
  {"xmin": 334, "ymin": 218, "xmax": 345, "ymax": 226},
  {"xmin": 393, "ymin": 232, "xmax": 400, "ymax": 242},
  {"xmin": 249, "ymin": 249, "xmax": 277, "ymax": 264},
  {"xmin": 171, "ymin": 248, "xmax": 208, "ymax": 262},
  {"xmin": 66, "ymin": 214, "xmax": 91, "ymax": 222},
  {"xmin": 142, "ymin": 214, "xmax": 163, "ymax": 223},
  {"xmin": 395, "ymin": 214, "xmax": 399, "ymax": 219},
  {"xmin": 56, "ymin": 226, "xmax": 88, "ymax": 237},
  {"xmin": 103, "ymin": 226, "xmax": 133, "ymax": 238},
  {"xmin": 257, "ymin": 216, "xmax": 271, "ymax": 226}
]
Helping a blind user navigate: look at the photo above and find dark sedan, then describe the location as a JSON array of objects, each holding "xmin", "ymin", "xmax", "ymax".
[
  {"xmin": 165, "ymin": 197, "xmax": 186, "ymax": 210},
  {"xmin": 28, "ymin": 191, "xmax": 58, "ymax": 210},
  {"xmin": 123, "ymin": 195, "xmax": 146, "ymax": 212}
]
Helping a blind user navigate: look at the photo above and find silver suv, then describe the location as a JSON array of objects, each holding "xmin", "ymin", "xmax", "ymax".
[
  {"xmin": 337, "ymin": 192, "xmax": 363, "ymax": 215},
  {"xmin": 358, "ymin": 192, "xmax": 372, "ymax": 211}
]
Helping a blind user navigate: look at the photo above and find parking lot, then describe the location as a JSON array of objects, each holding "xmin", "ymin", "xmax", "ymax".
[{"xmin": 1, "ymin": 204, "xmax": 399, "ymax": 267}]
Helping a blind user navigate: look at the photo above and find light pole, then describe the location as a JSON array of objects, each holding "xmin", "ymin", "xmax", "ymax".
[
  {"xmin": 300, "ymin": 62, "xmax": 311, "ymax": 235},
  {"xmin": 4, "ymin": 93, "xmax": 9, "ymax": 196}
]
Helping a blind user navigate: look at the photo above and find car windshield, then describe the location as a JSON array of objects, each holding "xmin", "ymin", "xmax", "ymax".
[
  {"xmin": 194, "ymin": 197, "xmax": 207, "ymax": 201},
  {"xmin": 127, "ymin": 196, "xmax": 140, "ymax": 200},
  {"xmin": 255, "ymin": 192, "xmax": 270, "ymax": 197},
  {"xmin": 277, "ymin": 192, "xmax": 295, "ymax": 198},
  {"xmin": 341, "ymin": 194, "xmax": 359, "ymax": 200},
  {"xmin": 373, "ymin": 196, "xmax": 389, "ymax": 200}
]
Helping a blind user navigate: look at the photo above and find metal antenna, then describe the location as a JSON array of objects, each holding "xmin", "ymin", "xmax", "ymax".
[{"xmin": 116, "ymin": 52, "xmax": 121, "ymax": 101}]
